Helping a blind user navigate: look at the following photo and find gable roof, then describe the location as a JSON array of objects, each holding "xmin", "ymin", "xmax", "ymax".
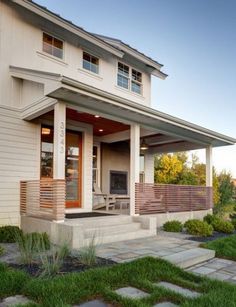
[{"xmin": 12, "ymin": 0, "xmax": 167, "ymax": 78}]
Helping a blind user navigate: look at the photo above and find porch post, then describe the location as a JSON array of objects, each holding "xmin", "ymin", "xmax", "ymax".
[
  {"xmin": 205, "ymin": 145, "xmax": 213, "ymax": 187},
  {"xmin": 130, "ymin": 124, "xmax": 140, "ymax": 215},
  {"xmin": 52, "ymin": 102, "xmax": 66, "ymax": 221},
  {"xmin": 53, "ymin": 102, "xmax": 66, "ymax": 179}
]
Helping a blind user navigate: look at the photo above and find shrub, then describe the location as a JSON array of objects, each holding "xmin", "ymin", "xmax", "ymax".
[
  {"xmin": 0, "ymin": 226, "xmax": 22, "ymax": 243},
  {"xmin": 79, "ymin": 235, "xmax": 97, "ymax": 266},
  {"xmin": 212, "ymin": 219, "xmax": 234, "ymax": 234},
  {"xmin": 39, "ymin": 244, "xmax": 69, "ymax": 277},
  {"xmin": 0, "ymin": 245, "xmax": 4, "ymax": 256},
  {"xmin": 163, "ymin": 220, "xmax": 183, "ymax": 232},
  {"xmin": 184, "ymin": 219, "xmax": 213, "ymax": 237},
  {"xmin": 203, "ymin": 214, "xmax": 220, "ymax": 225},
  {"xmin": 231, "ymin": 218, "xmax": 236, "ymax": 230}
]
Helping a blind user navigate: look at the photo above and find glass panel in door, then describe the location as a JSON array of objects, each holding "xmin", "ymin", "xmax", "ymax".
[{"xmin": 65, "ymin": 132, "xmax": 82, "ymax": 208}]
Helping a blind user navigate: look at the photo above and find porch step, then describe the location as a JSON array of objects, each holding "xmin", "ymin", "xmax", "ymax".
[
  {"xmin": 83, "ymin": 229, "xmax": 153, "ymax": 246},
  {"xmin": 66, "ymin": 215, "xmax": 133, "ymax": 228},
  {"xmin": 84, "ymin": 222, "xmax": 141, "ymax": 238},
  {"xmin": 163, "ymin": 248, "xmax": 215, "ymax": 269}
]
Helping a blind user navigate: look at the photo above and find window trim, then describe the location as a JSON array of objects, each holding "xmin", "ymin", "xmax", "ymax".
[
  {"xmin": 82, "ymin": 51, "xmax": 99, "ymax": 75},
  {"xmin": 116, "ymin": 61, "xmax": 143, "ymax": 95},
  {"xmin": 41, "ymin": 31, "xmax": 65, "ymax": 61}
]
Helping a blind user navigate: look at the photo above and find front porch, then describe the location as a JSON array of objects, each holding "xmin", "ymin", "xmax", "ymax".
[
  {"xmin": 11, "ymin": 66, "xmax": 234, "ymax": 245},
  {"xmin": 19, "ymin": 100, "xmax": 215, "ymax": 222}
]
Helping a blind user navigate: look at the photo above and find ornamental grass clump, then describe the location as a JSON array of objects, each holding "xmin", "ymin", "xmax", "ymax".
[
  {"xmin": 163, "ymin": 220, "xmax": 183, "ymax": 232},
  {"xmin": 39, "ymin": 242, "xmax": 69, "ymax": 277},
  {"xmin": 79, "ymin": 234, "xmax": 97, "ymax": 266},
  {"xmin": 14, "ymin": 231, "xmax": 50, "ymax": 266},
  {"xmin": 184, "ymin": 219, "xmax": 213, "ymax": 237}
]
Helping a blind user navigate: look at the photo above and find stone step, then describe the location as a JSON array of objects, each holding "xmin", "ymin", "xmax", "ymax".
[
  {"xmin": 66, "ymin": 215, "xmax": 133, "ymax": 228},
  {"xmin": 83, "ymin": 229, "xmax": 153, "ymax": 246},
  {"xmin": 162, "ymin": 247, "xmax": 215, "ymax": 269},
  {"xmin": 84, "ymin": 223, "xmax": 141, "ymax": 238}
]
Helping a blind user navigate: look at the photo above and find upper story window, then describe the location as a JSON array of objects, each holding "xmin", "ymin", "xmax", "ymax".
[
  {"xmin": 43, "ymin": 32, "xmax": 63, "ymax": 59},
  {"xmin": 83, "ymin": 52, "xmax": 99, "ymax": 74},
  {"xmin": 117, "ymin": 62, "xmax": 142, "ymax": 95},
  {"xmin": 117, "ymin": 63, "xmax": 129, "ymax": 89},
  {"xmin": 131, "ymin": 69, "xmax": 142, "ymax": 94}
]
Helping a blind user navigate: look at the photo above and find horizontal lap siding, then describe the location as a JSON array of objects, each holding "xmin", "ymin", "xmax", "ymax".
[{"xmin": 0, "ymin": 110, "xmax": 40, "ymax": 225}]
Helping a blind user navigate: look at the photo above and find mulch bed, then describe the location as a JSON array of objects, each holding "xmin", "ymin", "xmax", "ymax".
[
  {"xmin": 188, "ymin": 231, "xmax": 236, "ymax": 242},
  {"xmin": 9, "ymin": 256, "xmax": 116, "ymax": 277}
]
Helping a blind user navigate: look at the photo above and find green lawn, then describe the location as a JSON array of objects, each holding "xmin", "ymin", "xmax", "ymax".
[
  {"xmin": 1, "ymin": 257, "xmax": 236, "ymax": 307},
  {"xmin": 201, "ymin": 234, "xmax": 236, "ymax": 261}
]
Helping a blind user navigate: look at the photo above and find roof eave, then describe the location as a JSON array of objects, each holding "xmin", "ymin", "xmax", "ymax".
[{"xmin": 12, "ymin": 0, "xmax": 124, "ymax": 58}]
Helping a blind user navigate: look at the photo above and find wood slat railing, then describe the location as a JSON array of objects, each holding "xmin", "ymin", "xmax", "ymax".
[
  {"xmin": 135, "ymin": 183, "xmax": 213, "ymax": 215},
  {"xmin": 20, "ymin": 179, "xmax": 66, "ymax": 221}
]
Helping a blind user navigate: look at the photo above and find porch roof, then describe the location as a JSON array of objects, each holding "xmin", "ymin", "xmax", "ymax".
[{"xmin": 10, "ymin": 66, "xmax": 236, "ymax": 151}]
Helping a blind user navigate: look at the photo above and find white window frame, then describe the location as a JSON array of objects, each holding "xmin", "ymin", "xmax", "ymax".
[
  {"xmin": 92, "ymin": 144, "xmax": 101, "ymax": 189},
  {"xmin": 117, "ymin": 61, "xmax": 143, "ymax": 95},
  {"xmin": 41, "ymin": 31, "xmax": 64, "ymax": 61},
  {"xmin": 82, "ymin": 51, "xmax": 99, "ymax": 75}
]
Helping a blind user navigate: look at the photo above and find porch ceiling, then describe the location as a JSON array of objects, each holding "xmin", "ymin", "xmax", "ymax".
[{"xmin": 10, "ymin": 66, "xmax": 236, "ymax": 150}]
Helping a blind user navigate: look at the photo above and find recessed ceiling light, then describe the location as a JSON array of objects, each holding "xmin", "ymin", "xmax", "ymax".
[
  {"xmin": 42, "ymin": 127, "xmax": 51, "ymax": 135},
  {"xmin": 99, "ymin": 129, "xmax": 104, "ymax": 132},
  {"xmin": 94, "ymin": 115, "xmax": 100, "ymax": 118}
]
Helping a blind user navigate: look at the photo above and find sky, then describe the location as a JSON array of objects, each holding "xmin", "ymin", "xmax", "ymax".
[{"xmin": 36, "ymin": 0, "xmax": 236, "ymax": 176}]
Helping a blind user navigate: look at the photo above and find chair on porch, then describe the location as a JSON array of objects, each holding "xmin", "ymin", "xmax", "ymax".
[{"xmin": 93, "ymin": 184, "xmax": 116, "ymax": 211}]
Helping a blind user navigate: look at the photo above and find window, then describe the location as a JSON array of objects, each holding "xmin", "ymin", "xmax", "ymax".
[
  {"xmin": 92, "ymin": 146, "xmax": 98, "ymax": 189},
  {"xmin": 117, "ymin": 62, "xmax": 142, "ymax": 94},
  {"xmin": 117, "ymin": 62, "xmax": 129, "ymax": 89},
  {"xmin": 139, "ymin": 155, "xmax": 145, "ymax": 183},
  {"xmin": 131, "ymin": 69, "xmax": 142, "ymax": 94},
  {"xmin": 83, "ymin": 52, "xmax": 99, "ymax": 74},
  {"xmin": 41, "ymin": 126, "xmax": 53, "ymax": 178},
  {"xmin": 43, "ymin": 32, "xmax": 63, "ymax": 59}
]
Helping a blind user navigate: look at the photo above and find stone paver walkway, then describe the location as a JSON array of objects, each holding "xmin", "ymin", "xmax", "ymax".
[
  {"xmin": 188, "ymin": 257, "xmax": 236, "ymax": 284},
  {"xmin": 156, "ymin": 282, "xmax": 200, "ymax": 298},
  {"xmin": 0, "ymin": 295, "xmax": 33, "ymax": 306},
  {"xmin": 96, "ymin": 235, "xmax": 198, "ymax": 263},
  {"xmin": 115, "ymin": 286, "xmax": 149, "ymax": 299},
  {"xmin": 153, "ymin": 303, "xmax": 178, "ymax": 307},
  {"xmin": 76, "ymin": 299, "xmax": 108, "ymax": 307}
]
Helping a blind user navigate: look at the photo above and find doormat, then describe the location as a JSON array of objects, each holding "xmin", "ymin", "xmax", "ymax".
[{"xmin": 65, "ymin": 212, "xmax": 116, "ymax": 219}]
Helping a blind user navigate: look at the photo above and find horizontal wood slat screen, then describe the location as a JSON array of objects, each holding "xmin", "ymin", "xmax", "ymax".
[
  {"xmin": 20, "ymin": 179, "xmax": 65, "ymax": 221},
  {"xmin": 135, "ymin": 183, "xmax": 213, "ymax": 215}
]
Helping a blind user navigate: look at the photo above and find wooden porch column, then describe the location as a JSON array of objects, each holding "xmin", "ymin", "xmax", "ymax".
[
  {"xmin": 130, "ymin": 124, "xmax": 140, "ymax": 215},
  {"xmin": 206, "ymin": 145, "xmax": 213, "ymax": 187},
  {"xmin": 53, "ymin": 102, "xmax": 66, "ymax": 179}
]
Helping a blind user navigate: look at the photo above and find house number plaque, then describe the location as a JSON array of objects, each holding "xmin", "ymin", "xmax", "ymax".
[{"xmin": 59, "ymin": 121, "xmax": 65, "ymax": 154}]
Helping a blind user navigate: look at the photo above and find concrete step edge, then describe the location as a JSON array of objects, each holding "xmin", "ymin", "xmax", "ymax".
[{"xmin": 162, "ymin": 248, "xmax": 215, "ymax": 269}]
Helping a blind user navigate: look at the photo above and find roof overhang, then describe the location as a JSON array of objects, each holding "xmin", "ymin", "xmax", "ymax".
[
  {"xmin": 94, "ymin": 34, "xmax": 168, "ymax": 79},
  {"xmin": 12, "ymin": 0, "xmax": 124, "ymax": 58},
  {"xmin": 10, "ymin": 1, "xmax": 167, "ymax": 79},
  {"xmin": 10, "ymin": 66, "xmax": 236, "ymax": 149}
]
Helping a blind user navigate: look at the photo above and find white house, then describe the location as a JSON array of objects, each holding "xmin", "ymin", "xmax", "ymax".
[{"xmin": 0, "ymin": 0, "xmax": 235, "ymax": 246}]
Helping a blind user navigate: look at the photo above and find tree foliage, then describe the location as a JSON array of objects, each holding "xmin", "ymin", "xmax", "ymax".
[{"xmin": 154, "ymin": 152, "xmax": 232, "ymax": 205}]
